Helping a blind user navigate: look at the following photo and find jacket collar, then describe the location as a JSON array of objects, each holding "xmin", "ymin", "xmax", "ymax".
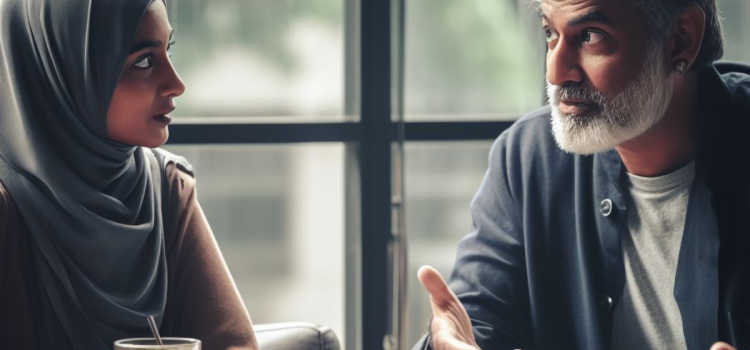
[{"xmin": 694, "ymin": 64, "xmax": 739, "ymax": 193}]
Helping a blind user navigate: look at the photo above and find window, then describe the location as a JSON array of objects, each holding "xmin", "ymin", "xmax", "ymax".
[
  {"xmin": 169, "ymin": 0, "xmax": 346, "ymax": 120},
  {"xmin": 403, "ymin": 142, "xmax": 492, "ymax": 346},
  {"xmin": 163, "ymin": 144, "xmax": 345, "ymax": 340},
  {"xmin": 720, "ymin": 0, "xmax": 750, "ymax": 63},
  {"xmin": 404, "ymin": 0, "xmax": 544, "ymax": 120},
  {"xmin": 166, "ymin": 1, "xmax": 750, "ymax": 350}
]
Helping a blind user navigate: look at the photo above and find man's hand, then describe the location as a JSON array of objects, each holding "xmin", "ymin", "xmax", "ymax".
[
  {"xmin": 418, "ymin": 266, "xmax": 481, "ymax": 350},
  {"xmin": 710, "ymin": 342, "xmax": 737, "ymax": 350},
  {"xmin": 419, "ymin": 265, "xmax": 740, "ymax": 350}
]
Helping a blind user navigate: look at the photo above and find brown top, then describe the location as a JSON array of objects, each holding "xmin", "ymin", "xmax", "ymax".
[{"xmin": 0, "ymin": 163, "xmax": 258, "ymax": 350}]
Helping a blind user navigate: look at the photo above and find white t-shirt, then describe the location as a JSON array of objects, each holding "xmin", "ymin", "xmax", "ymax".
[{"xmin": 610, "ymin": 161, "xmax": 698, "ymax": 350}]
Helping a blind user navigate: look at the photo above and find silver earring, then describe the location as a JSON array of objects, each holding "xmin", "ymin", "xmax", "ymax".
[{"xmin": 676, "ymin": 62, "xmax": 686, "ymax": 75}]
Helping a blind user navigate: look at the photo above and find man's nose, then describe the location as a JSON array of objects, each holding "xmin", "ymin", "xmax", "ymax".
[{"xmin": 546, "ymin": 39, "xmax": 583, "ymax": 86}]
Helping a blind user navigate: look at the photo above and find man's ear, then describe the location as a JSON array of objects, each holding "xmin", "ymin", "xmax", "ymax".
[{"xmin": 667, "ymin": 4, "xmax": 705, "ymax": 71}]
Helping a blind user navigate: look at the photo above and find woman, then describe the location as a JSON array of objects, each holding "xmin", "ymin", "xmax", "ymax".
[{"xmin": 0, "ymin": 0, "xmax": 258, "ymax": 349}]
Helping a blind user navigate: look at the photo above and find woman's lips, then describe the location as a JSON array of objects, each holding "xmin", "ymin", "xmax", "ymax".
[
  {"xmin": 152, "ymin": 106, "xmax": 176, "ymax": 124},
  {"xmin": 152, "ymin": 114, "xmax": 172, "ymax": 124}
]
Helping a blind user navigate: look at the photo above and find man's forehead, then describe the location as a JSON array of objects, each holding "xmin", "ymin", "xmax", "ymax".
[{"xmin": 539, "ymin": 0, "xmax": 629, "ymax": 24}]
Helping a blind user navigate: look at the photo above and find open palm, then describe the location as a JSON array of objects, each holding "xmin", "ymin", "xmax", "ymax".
[{"xmin": 418, "ymin": 266, "xmax": 481, "ymax": 350}]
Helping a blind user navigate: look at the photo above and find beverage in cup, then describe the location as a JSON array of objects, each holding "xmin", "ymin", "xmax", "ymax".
[{"xmin": 114, "ymin": 337, "xmax": 201, "ymax": 350}]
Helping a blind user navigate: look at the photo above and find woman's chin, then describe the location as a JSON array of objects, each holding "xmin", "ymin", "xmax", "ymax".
[
  {"xmin": 143, "ymin": 128, "xmax": 169, "ymax": 148},
  {"xmin": 115, "ymin": 129, "xmax": 169, "ymax": 148}
]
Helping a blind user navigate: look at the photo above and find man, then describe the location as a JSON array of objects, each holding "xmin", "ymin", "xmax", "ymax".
[{"xmin": 413, "ymin": 0, "xmax": 750, "ymax": 349}]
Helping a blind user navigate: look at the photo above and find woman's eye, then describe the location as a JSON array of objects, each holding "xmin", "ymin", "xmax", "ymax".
[
  {"xmin": 167, "ymin": 40, "xmax": 175, "ymax": 57},
  {"xmin": 134, "ymin": 55, "xmax": 153, "ymax": 69},
  {"xmin": 582, "ymin": 30, "xmax": 605, "ymax": 45}
]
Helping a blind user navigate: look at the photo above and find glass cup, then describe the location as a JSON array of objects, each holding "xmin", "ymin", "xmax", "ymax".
[{"xmin": 114, "ymin": 338, "xmax": 201, "ymax": 350}]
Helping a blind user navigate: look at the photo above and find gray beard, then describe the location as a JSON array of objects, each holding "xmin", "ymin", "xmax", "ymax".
[{"xmin": 547, "ymin": 42, "xmax": 674, "ymax": 155}]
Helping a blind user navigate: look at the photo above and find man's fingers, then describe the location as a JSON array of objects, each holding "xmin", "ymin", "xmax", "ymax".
[
  {"xmin": 419, "ymin": 266, "xmax": 481, "ymax": 350},
  {"xmin": 710, "ymin": 342, "xmax": 737, "ymax": 350},
  {"xmin": 418, "ymin": 265, "xmax": 456, "ymax": 309}
]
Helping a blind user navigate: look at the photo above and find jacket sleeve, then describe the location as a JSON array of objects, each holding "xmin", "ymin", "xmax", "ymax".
[
  {"xmin": 160, "ymin": 164, "xmax": 258, "ymax": 350},
  {"xmin": 450, "ymin": 132, "xmax": 532, "ymax": 349}
]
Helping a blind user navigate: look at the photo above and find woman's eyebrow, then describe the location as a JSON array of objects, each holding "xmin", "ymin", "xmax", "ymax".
[
  {"xmin": 129, "ymin": 30, "xmax": 174, "ymax": 54},
  {"xmin": 129, "ymin": 39, "xmax": 162, "ymax": 54}
]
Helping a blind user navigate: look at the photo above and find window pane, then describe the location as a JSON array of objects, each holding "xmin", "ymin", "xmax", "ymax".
[
  {"xmin": 719, "ymin": 0, "xmax": 750, "ymax": 63},
  {"xmin": 404, "ymin": 142, "xmax": 492, "ymax": 345},
  {"xmin": 168, "ymin": 0, "xmax": 345, "ymax": 119},
  {"xmin": 163, "ymin": 144, "xmax": 346, "ymax": 343},
  {"xmin": 404, "ymin": 0, "xmax": 545, "ymax": 120}
]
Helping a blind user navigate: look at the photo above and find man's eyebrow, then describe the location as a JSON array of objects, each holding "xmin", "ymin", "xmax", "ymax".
[
  {"xmin": 568, "ymin": 10, "xmax": 613, "ymax": 26},
  {"xmin": 537, "ymin": 9, "xmax": 613, "ymax": 26},
  {"xmin": 128, "ymin": 31, "xmax": 174, "ymax": 54},
  {"xmin": 537, "ymin": 8, "xmax": 546, "ymax": 21}
]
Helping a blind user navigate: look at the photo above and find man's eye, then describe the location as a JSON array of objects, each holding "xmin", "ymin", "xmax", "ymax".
[
  {"xmin": 134, "ymin": 55, "xmax": 153, "ymax": 69},
  {"xmin": 582, "ymin": 30, "xmax": 605, "ymax": 45},
  {"xmin": 544, "ymin": 27, "xmax": 559, "ymax": 43}
]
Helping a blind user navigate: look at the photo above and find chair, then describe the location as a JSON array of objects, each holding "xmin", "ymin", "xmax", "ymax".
[
  {"xmin": 716, "ymin": 61, "xmax": 750, "ymax": 75},
  {"xmin": 254, "ymin": 322, "xmax": 341, "ymax": 350}
]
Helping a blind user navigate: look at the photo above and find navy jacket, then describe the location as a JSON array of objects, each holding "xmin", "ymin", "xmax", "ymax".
[{"xmin": 413, "ymin": 62, "xmax": 750, "ymax": 350}]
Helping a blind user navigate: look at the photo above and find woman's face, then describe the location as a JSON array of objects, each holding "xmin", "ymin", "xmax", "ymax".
[{"xmin": 106, "ymin": 0, "xmax": 185, "ymax": 148}]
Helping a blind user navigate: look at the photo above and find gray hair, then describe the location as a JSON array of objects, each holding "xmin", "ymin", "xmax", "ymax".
[
  {"xmin": 634, "ymin": 0, "xmax": 724, "ymax": 70},
  {"xmin": 533, "ymin": 0, "xmax": 724, "ymax": 70}
]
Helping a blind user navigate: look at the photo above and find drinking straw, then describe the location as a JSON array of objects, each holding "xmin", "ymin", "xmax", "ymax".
[{"xmin": 147, "ymin": 316, "xmax": 164, "ymax": 346}]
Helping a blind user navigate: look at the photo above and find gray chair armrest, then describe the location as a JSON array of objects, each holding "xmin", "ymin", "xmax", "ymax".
[{"xmin": 254, "ymin": 322, "xmax": 341, "ymax": 350}]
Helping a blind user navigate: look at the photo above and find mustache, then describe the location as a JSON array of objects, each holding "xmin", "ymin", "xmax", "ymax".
[{"xmin": 551, "ymin": 81, "xmax": 604, "ymax": 106}]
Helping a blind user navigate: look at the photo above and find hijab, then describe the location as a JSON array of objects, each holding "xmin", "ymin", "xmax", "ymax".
[{"xmin": 0, "ymin": 0, "xmax": 169, "ymax": 348}]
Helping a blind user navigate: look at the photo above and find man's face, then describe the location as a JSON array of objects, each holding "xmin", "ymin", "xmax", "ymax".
[{"xmin": 541, "ymin": 0, "xmax": 674, "ymax": 154}]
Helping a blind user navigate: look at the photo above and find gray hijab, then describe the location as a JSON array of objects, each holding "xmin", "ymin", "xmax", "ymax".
[{"xmin": 0, "ymin": 0, "xmax": 168, "ymax": 348}]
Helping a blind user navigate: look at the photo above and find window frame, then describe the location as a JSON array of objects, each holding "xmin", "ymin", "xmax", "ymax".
[
  {"xmin": 169, "ymin": 1, "xmax": 750, "ymax": 350},
  {"xmin": 164, "ymin": 0, "xmax": 521, "ymax": 349}
]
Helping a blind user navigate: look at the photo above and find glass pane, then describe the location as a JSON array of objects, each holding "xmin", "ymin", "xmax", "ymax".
[
  {"xmin": 719, "ymin": 0, "xmax": 750, "ymax": 63},
  {"xmin": 404, "ymin": 142, "xmax": 493, "ymax": 345},
  {"xmin": 167, "ymin": 0, "xmax": 345, "ymax": 119},
  {"xmin": 404, "ymin": 0, "xmax": 545, "ymax": 120},
  {"xmin": 163, "ymin": 144, "xmax": 346, "ymax": 343}
]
